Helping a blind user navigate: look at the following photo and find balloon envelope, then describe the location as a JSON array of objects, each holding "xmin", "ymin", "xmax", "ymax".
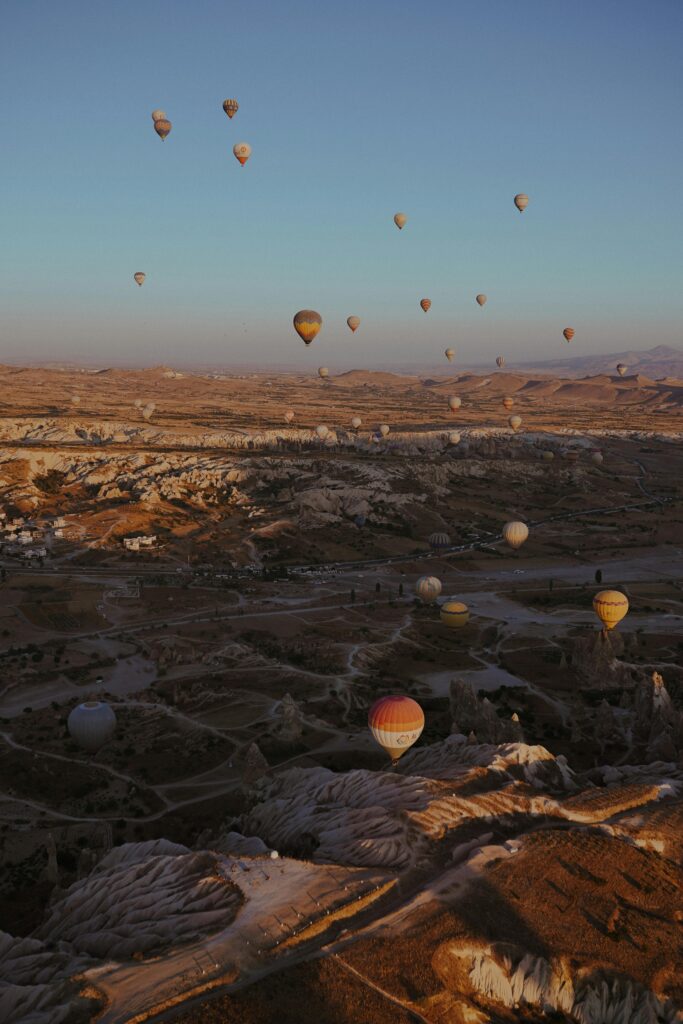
[
  {"xmin": 284, "ymin": 410, "xmax": 295, "ymax": 423},
  {"xmin": 563, "ymin": 327, "xmax": 575, "ymax": 342},
  {"xmin": 233, "ymin": 142, "xmax": 252, "ymax": 165},
  {"xmin": 429, "ymin": 531, "xmax": 450, "ymax": 549},
  {"xmin": 593, "ymin": 590, "xmax": 629, "ymax": 630},
  {"xmin": 502, "ymin": 521, "xmax": 529, "ymax": 549},
  {"xmin": 351, "ymin": 416, "xmax": 362, "ymax": 429},
  {"xmin": 416, "ymin": 576, "xmax": 442, "ymax": 603},
  {"xmin": 318, "ymin": 367, "xmax": 329, "ymax": 379},
  {"xmin": 151, "ymin": 109, "xmax": 166, "ymax": 121},
  {"xmin": 440, "ymin": 601, "xmax": 469, "ymax": 629},
  {"xmin": 315, "ymin": 424, "xmax": 329, "ymax": 439},
  {"xmin": 223, "ymin": 98, "xmax": 239, "ymax": 118},
  {"xmin": 133, "ymin": 272, "xmax": 146, "ymax": 287},
  {"xmin": 67, "ymin": 701, "xmax": 116, "ymax": 752},
  {"xmin": 508, "ymin": 415, "xmax": 522, "ymax": 431},
  {"xmin": 514, "ymin": 193, "xmax": 529, "ymax": 212},
  {"xmin": 502, "ymin": 397, "xmax": 514, "ymax": 410},
  {"xmin": 616, "ymin": 363, "xmax": 627, "ymax": 377},
  {"xmin": 368, "ymin": 695, "xmax": 424, "ymax": 762},
  {"xmin": 445, "ymin": 348, "xmax": 455, "ymax": 362},
  {"xmin": 379, "ymin": 424, "xmax": 390, "ymax": 437},
  {"xmin": 293, "ymin": 310, "xmax": 322, "ymax": 345},
  {"xmin": 475, "ymin": 294, "xmax": 487, "ymax": 306},
  {"xmin": 347, "ymin": 316, "xmax": 360, "ymax": 333},
  {"xmin": 448, "ymin": 431, "xmax": 461, "ymax": 445},
  {"xmin": 420, "ymin": 298, "xmax": 431, "ymax": 312},
  {"xmin": 394, "ymin": 212, "xmax": 407, "ymax": 229},
  {"xmin": 448, "ymin": 396, "xmax": 461, "ymax": 411},
  {"xmin": 591, "ymin": 451, "xmax": 603, "ymax": 465},
  {"xmin": 153, "ymin": 118, "xmax": 172, "ymax": 140},
  {"xmin": 496, "ymin": 356, "xmax": 505, "ymax": 368}
]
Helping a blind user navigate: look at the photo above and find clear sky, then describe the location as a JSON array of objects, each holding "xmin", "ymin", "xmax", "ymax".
[{"xmin": 1, "ymin": 0, "xmax": 682, "ymax": 369}]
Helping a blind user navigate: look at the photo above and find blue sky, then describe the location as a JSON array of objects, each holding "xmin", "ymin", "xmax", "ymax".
[{"xmin": 1, "ymin": 0, "xmax": 682, "ymax": 368}]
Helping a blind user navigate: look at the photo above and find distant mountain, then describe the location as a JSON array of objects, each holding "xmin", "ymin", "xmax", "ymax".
[{"xmin": 511, "ymin": 345, "xmax": 683, "ymax": 380}]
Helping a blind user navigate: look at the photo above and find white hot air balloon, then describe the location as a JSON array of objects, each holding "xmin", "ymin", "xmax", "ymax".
[
  {"xmin": 315, "ymin": 424, "xmax": 329, "ymax": 440},
  {"xmin": 318, "ymin": 366, "xmax": 329, "ymax": 379},
  {"xmin": 448, "ymin": 431, "xmax": 461, "ymax": 445},
  {"xmin": 379, "ymin": 423, "xmax": 390, "ymax": 437},
  {"xmin": 351, "ymin": 416, "xmax": 362, "ymax": 429},
  {"xmin": 502, "ymin": 521, "xmax": 529, "ymax": 550},
  {"xmin": 508, "ymin": 414, "xmax": 522, "ymax": 431},
  {"xmin": 514, "ymin": 193, "xmax": 529, "ymax": 212},
  {"xmin": 142, "ymin": 402, "xmax": 156, "ymax": 421},
  {"xmin": 448, "ymin": 396, "xmax": 462, "ymax": 411},
  {"xmin": 415, "ymin": 576, "xmax": 442, "ymax": 603},
  {"xmin": 67, "ymin": 700, "xmax": 117, "ymax": 752},
  {"xmin": 151, "ymin": 109, "xmax": 167, "ymax": 122}
]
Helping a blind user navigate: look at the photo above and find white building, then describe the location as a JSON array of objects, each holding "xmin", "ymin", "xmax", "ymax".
[
  {"xmin": 23, "ymin": 547, "xmax": 47, "ymax": 560},
  {"xmin": 123, "ymin": 535, "xmax": 158, "ymax": 552}
]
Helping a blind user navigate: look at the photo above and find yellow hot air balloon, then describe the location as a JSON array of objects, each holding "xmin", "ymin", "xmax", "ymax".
[
  {"xmin": 496, "ymin": 356, "xmax": 506, "ymax": 369},
  {"xmin": 222, "ymin": 98, "xmax": 239, "ymax": 119},
  {"xmin": 153, "ymin": 118, "xmax": 172, "ymax": 140},
  {"xmin": 563, "ymin": 327, "xmax": 575, "ymax": 342},
  {"xmin": 394, "ymin": 212, "xmax": 407, "ymax": 230},
  {"xmin": 133, "ymin": 272, "xmax": 146, "ymax": 287},
  {"xmin": 284, "ymin": 409, "xmax": 295, "ymax": 423},
  {"xmin": 318, "ymin": 366, "xmax": 329, "ymax": 379},
  {"xmin": 293, "ymin": 309, "xmax": 322, "ymax": 345},
  {"xmin": 440, "ymin": 601, "xmax": 469, "ymax": 629},
  {"xmin": 368, "ymin": 695, "xmax": 424, "ymax": 764},
  {"xmin": 508, "ymin": 414, "xmax": 522, "ymax": 431},
  {"xmin": 351, "ymin": 416, "xmax": 362, "ymax": 429},
  {"xmin": 476, "ymin": 294, "xmax": 487, "ymax": 306},
  {"xmin": 420, "ymin": 298, "xmax": 431, "ymax": 313},
  {"xmin": 502, "ymin": 521, "xmax": 529, "ymax": 549},
  {"xmin": 379, "ymin": 423, "xmax": 390, "ymax": 437},
  {"xmin": 233, "ymin": 141, "xmax": 251, "ymax": 165},
  {"xmin": 445, "ymin": 348, "xmax": 455, "ymax": 362},
  {"xmin": 415, "ymin": 576, "xmax": 442, "ymax": 603},
  {"xmin": 502, "ymin": 397, "xmax": 514, "ymax": 410},
  {"xmin": 593, "ymin": 590, "xmax": 629, "ymax": 631},
  {"xmin": 514, "ymin": 193, "xmax": 529, "ymax": 212},
  {"xmin": 448, "ymin": 396, "xmax": 461, "ymax": 411},
  {"xmin": 347, "ymin": 316, "xmax": 360, "ymax": 333}
]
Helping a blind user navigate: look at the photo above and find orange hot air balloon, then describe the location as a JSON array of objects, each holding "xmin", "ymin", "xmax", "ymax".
[
  {"xmin": 514, "ymin": 193, "xmax": 529, "ymax": 212},
  {"xmin": 475, "ymin": 294, "xmax": 487, "ymax": 306},
  {"xmin": 420, "ymin": 298, "xmax": 431, "ymax": 313},
  {"xmin": 502, "ymin": 397, "xmax": 514, "ymax": 410},
  {"xmin": 233, "ymin": 142, "xmax": 251, "ymax": 165},
  {"xmin": 153, "ymin": 118, "xmax": 172, "ymax": 140},
  {"xmin": 347, "ymin": 316, "xmax": 360, "ymax": 333},
  {"xmin": 368, "ymin": 695, "xmax": 424, "ymax": 763},
  {"xmin": 293, "ymin": 309, "xmax": 322, "ymax": 345},
  {"xmin": 223, "ymin": 98, "xmax": 239, "ymax": 119},
  {"xmin": 394, "ymin": 212, "xmax": 407, "ymax": 230},
  {"xmin": 133, "ymin": 272, "xmax": 146, "ymax": 287},
  {"xmin": 563, "ymin": 327, "xmax": 575, "ymax": 342}
]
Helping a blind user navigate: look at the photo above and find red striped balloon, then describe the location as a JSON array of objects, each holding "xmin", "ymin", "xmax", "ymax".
[{"xmin": 368, "ymin": 695, "xmax": 424, "ymax": 763}]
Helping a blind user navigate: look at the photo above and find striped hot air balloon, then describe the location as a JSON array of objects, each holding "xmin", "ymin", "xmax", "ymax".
[
  {"xmin": 415, "ymin": 576, "xmax": 442, "ymax": 603},
  {"xmin": 563, "ymin": 327, "xmax": 575, "ymax": 342},
  {"xmin": 593, "ymin": 590, "xmax": 629, "ymax": 631},
  {"xmin": 223, "ymin": 98, "xmax": 239, "ymax": 119},
  {"xmin": 440, "ymin": 601, "xmax": 469, "ymax": 629},
  {"xmin": 429, "ymin": 532, "xmax": 450, "ymax": 550},
  {"xmin": 514, "ymin": 193, "xmax": 529, "ymax": 212},
  {"xmin": 502, "ymin": 521, "xmax": 529, "ymax": 550},
  {"xmin": 368, "ymin": 695, "xmax": 424, "ymax": 763},
  {"xmin": 133, "ymin": 272, "xmax": 146, "ymax": 287},
  {"xmin": 153, "ymin": 117, "xmax": 172, "ymax": 140},
  {"xmin": 347, "ymin": 316, "xmax": 360, "ymax": 333},
  {"xmin": 420, "ymin": 298, "xmax": 431, "ymax": 312},
  {"xmin": 293, "ymin": 309, "xmax": 322, "ymax": 345}
]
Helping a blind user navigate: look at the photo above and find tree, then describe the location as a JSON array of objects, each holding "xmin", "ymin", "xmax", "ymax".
[
  {"xmin": 375, "ymin": 582, "xmax": 381, "ymax": 594},
  {"xmin": 350, "ymin": 588, "xmax": 356, "ymax": 603},
  {"xmin": 595, "ymin": 568, "xmax": 603, "ymax": 584},
  {"xmin": 398, "ymin": 582, "xmax": 403, "ymax": 597}
]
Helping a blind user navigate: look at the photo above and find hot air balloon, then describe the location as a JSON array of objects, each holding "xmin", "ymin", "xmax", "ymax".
[
  {"xmin": 379, "ymin": 424, "xmax": 390, "ymax": 437},
  {"xmin": 222, "ymin": 98, "xmax": 239, "ymax": 119},
  {"xmin": 593, "ymin": 590, "xmax": 629, "ymax": 631},
  {"xmin": 284, "ymin": 410, "xmax": 295, "ymax": 423},
  {"xmin": 496, "ymin": 356, "xmax": 506, "ymax": 369},
  {"xmin": 415, "ymin": 576, "xmax": 442, "ymax": 603},
  {"xmin": 142, "ymin": 402, "xmax": 156, "ymax": 421},
  {"xmin": 563, "ymin": 327, "xmax": 575, "ymax": 343},
  {"xmin": 514, "ymin": 193, "xmax": 529, "ymax": 212},
  {"xmin": 448, "ymin": 431, "xmax": 461, "ymax": 445},
  {"xmin": 133, "ymin": 272, "xmax": 146, "ymax": 287},
  {"xmin": 151, "ymin": 109, "xmax": 166, "ymax": 122},
  {"xmin": 616, "ymin": 363, "xmax": 627, "ymax": 377},
  {"xmin": 293, "ymin": 310, "xmax": 322, "ymax": 345},
  {"xmin": 134, "ymin": 398, "xmax": 142, "ymax": 409},
  {"xmin": 502, "ymin": 521, "xmax": 529, "ymax": 549},
  {"xmin": 508, "ymin": 414, "xmax": 522, "ymax": 431},
  {"xmin": 502, "ymin": 397, "xmax": 514, "ymax": 410},
  {"xmin": 394, "ymin": 213, "xmax": 407, "ymax": 230},
  {"xmin": 440, "ymin": 601, "xmax": 469, "ymax": 629},
  {"xmin": 351, "ymin": 416, "xmax": 362, "ymax": 429},
  {"xmin": 476, "ymin": 294, "xmax": 487, "ymax": 307},
  {"xmin": 318, "ymin": 367, "xmax": 329, "ymax": 379},
  {"xmin": 448, "ymin": 396, "xmax": 461, "ymax": 411},
  {"xmin": 153, "ymin": 118, "xmax": 172, "ymax": 140},
  {"xmin": 67, "ymin": 700, "xmax": 116, "ymax": 752},
  {"xmin": 233, "ymin": 142, "xmax": 251, "ymax": 165},
  {"xmin": 445, "ymin": 348, "xmax": 455, "ymax": 362},
  {"xmin": 347, "ymin": 316, "xmax": 360, "ymax": 333},
  {"xmin": 368, "ymin": 695, "xmax": 424, "ymax": 764},
  {"xmin": 420, "ymin": 299, "xmax": 431, "ymax": 313},
  {"xmin": 591, "ymin": 451, "xmax": 603, "ymax": 465},
  {"xmin": 429, "ymin": 532, "xmax": 450, "ymax": 550},
  {"xmin": 315, "ymin": 424, "xmax": 329, "ymax": 440}
]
